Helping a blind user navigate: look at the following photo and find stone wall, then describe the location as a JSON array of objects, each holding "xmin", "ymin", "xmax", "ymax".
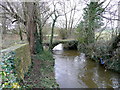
[{"xmin": 1, "ymin": 44, "xmax": 31, "ymax": 80}]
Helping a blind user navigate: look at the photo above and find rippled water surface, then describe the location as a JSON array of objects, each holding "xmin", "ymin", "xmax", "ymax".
[{"xmin": 53, "ymin": 50, "xmax": 120, "ymax": 88}]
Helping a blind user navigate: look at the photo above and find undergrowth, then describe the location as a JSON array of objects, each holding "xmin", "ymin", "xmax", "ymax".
[
  {"xmin": 35, "ymin": 50, "xmax": 59, "ymax": 88},
  {"xmin": 92, "ymin": 41, "xmax": 120, "ymax": 73}
]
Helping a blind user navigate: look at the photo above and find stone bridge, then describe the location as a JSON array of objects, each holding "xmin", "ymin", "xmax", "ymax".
[{"xmin": 43, "ymin": 39, "xmax": 78, "ymax": 50}]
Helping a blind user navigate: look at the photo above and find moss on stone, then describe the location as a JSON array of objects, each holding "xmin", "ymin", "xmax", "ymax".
[{"xmin": 14, "ymin": 44, "xmax": 31, "ymax": 80}]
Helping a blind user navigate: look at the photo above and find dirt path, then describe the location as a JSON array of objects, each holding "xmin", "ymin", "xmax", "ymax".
[
  {"xmin": 23, "ymin": 59, "xmax": 42, "ymax": 88},
  {"xmin": 21, "ymin": 54, "xmax": 59, "ymax": 88}
]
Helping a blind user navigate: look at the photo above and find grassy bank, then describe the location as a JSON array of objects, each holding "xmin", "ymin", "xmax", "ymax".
[{"xmin": 23, "ymin": 50, "xmax": 59, "ymax": 88}]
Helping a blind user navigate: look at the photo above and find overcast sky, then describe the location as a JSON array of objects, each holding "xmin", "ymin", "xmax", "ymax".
[
  {"xmin": 46, "ymin": 0, "xmax": 120, "ymax": 29},
  {"xmin": 0, "ymin": 0, "xmax": 119, "ymax": 29}
]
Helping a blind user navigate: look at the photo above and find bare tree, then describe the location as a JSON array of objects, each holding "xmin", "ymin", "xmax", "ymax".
[
  {"xmin": 1, "ymin": 2, "xmax": 7, "ymax": 34},
  {"xmin": 23, "ymin": 2, "xmax": 44, "ymax": 54},
  {"xmin": 59, "ymin": 0, "xmax": 81, "ymax": 38},
  {"xmin": 109, "ymin": 1, "xmax": 120, "ymax": 55},
  {"xmin": 118, "ymin": 1, "xmax": 120, "ymax": 32},
  {"xmin": 49, "ymin": 1, "xmax": 60, "ymax": 50},
  {"xmin": 36, "ymin": 1, "xmax": 53, "ymax": 51},
  {"xmin": 0, "ymin": 1, "xmax": 52, "ymax": 54}
]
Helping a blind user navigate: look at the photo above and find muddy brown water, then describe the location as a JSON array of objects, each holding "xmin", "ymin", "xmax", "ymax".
[{"xmin": 53, "ymin": 50, "xmax": 120, "ymax": 88}]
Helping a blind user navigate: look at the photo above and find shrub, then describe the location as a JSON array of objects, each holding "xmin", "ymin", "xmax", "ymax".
[{"xmin": 58, "ymin": 29, "xmax": 67, "ymax": 39}]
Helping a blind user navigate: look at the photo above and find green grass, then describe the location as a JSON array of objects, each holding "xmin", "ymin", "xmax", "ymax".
[{"xmin": 95, "ymin": 31, "xmax": 112, "ymax": 41}]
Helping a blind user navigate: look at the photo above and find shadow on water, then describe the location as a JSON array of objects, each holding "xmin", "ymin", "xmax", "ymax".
[{"xmin": 53, "ymin": 50, "xmax": 120, "ymax": 88}]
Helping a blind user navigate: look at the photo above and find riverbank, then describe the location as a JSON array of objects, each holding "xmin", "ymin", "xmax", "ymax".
[
  {"xmin": 88, "ymin": 42, "xmax": 120, "ymax": 73},
  {"xmin": 22, "ymin": 50, "xmax": 59, "ymax": 88}
]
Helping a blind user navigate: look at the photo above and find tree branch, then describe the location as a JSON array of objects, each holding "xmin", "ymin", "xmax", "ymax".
[
  {"xmin": 95, "ymin": 20, "xmax": 110, "ymax": 41},
  {"xmin": 101, "ymin": 15, "xmax": 120, "ymax": 21},
  {"xmin": 97, "ymin": 0, "xmax": 111, "ymax": 16},
  {"xmin": 6, "ymin": 1, "xmax": 15, "ymax": 13},
  {"xmin": 0, "ymin": 2, "xmax": 26, "ymax": 25}
]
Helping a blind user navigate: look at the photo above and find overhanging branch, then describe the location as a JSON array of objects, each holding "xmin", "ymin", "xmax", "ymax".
[
  {"xmin": 101, "ymin": 15, "xmax": 120, "ymax": 21},
  {"xmin": 0, "ymin": 2, "xmax": 26, "ymax": 25}
]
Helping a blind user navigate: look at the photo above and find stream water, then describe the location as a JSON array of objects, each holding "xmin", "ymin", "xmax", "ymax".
[{"xmin": 53, "ymin": 50, "xmax": 120, "ymax": 88}]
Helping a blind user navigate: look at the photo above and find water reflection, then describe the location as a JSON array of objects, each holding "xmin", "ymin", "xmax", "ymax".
[{"xmin": 53, "ymin": 50, "xmax": 120, "ymax": 88}]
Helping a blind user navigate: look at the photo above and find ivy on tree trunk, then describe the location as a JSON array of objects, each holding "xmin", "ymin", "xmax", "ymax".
[{"xmin": 24, "ymin": 2, "xmax": 43, "ymax": 54}]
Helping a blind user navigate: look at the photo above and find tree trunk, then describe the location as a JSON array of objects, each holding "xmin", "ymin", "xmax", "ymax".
[
  {"xmin": 19, "ymin": 28, "xmax": 23, "ymax": 41},
  {"xmin": 49, "ymin": 18, "xmax": 57, "ymax": 50},
  {"xmin": 24, "ymin": 2, "xmax": 43, "ymax": 54},
  {"xmin": 38, "ymin": 18, "xmax": 43, "ymax": 52}
]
